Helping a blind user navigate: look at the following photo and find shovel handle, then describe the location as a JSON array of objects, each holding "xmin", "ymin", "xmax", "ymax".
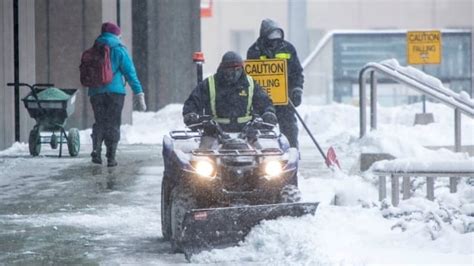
[{"xmin": 289, "ymin": 99, "xmax": 328, "ymax": 162}]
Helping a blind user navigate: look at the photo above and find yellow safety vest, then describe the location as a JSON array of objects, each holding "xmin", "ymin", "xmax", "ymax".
[
  {"xmin": 208, "ymin": 75, "xmax": 254, "ymax": 124},
  {"xmin": 259, "ymin": 52, "xmax": 291, "ymax": 60}
]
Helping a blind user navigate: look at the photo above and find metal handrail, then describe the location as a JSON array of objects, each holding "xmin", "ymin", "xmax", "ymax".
[{"xmin": 359, "ymin": 61, "xmax": 474, "ymax": 152}]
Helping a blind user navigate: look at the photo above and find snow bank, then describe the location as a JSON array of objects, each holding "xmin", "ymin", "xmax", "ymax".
[{"xmin": 121, "ymin": 104, "xmax": 185, "ymax": 144}]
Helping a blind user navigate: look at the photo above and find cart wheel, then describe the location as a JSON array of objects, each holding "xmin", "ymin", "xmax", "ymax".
[
  {"xmin": 28, "ymin": 128, "xmax": 41, "ymax": 156},
  {"xmin": 50, "ymin": 133, "xmax": 58, "ymax": 149},
  {"xmin": 67, "ymin": 128, "xmax": 80, "ymax": 157}
]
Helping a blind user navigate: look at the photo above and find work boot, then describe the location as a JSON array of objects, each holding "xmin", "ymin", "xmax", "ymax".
[
  {"xmin": 91, "ymin": 134, "xmax": 103, "ymax": 164},
  {"xmin": 106, "ymin": 142, "xmax": 118, "ymax": 167}
]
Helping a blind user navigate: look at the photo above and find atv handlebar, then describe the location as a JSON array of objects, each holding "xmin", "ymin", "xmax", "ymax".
[{"xmin": 186, "ymin": 114, "xmax": 275, "ymax": 141}]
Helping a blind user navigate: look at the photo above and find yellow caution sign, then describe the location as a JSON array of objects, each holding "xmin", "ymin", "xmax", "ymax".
[
  {"xmin": 244, "ymin": 59, "xmax": 288, "ymax": 105},
  {"xmin": 407, "ymin": 31, "xmax": 442, "ymax": 65}
]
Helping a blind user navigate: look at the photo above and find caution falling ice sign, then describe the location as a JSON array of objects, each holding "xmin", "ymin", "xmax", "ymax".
[
  {"xmin": 407, "ymin": 31, "xmax": 442, "ymax": 65},
  {"xmin": 244, "ymin": 59, "xmax": 288, "ymax": 105}
]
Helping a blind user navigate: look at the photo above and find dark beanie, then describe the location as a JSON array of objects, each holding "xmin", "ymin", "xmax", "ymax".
[
  {"xmin": 219, "ymin": 51, "xmax": 243, "ymax": 68},
  {"xmin": 101, "ymin": 22, "xmax": 121, "ymax": 36}
]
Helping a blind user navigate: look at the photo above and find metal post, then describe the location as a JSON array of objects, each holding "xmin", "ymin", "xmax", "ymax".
[
  {"xmin": 359, "ymin": 68, "xmax": 367, "ymax": 138},
  {"xmin": 193, "ymin": 52, "xmax": 204, "ymax": 84},
  {"xmin": 422, "ymin": 95, "xmax": 426, "ymax": 113},
  {"xmin": 426, "ymin": 177, "xmax": 435, "ymax": 201},
  {"xmin": 391, "ymin": 174, "xmax": 399, "ymax": 206},
  {"xmin": 402, "ymin": 176, "xmax": 411, "ymax": 199},
  {"xmin": 13, "ymin": 0, "xmax": 20, "ymax": 142},
  {"xmin": 451, "ymin": 109, "xmax": 460, "ymax": 193},
  {"xmin": 370, "ymin": 71, "xmax": 377, "ymax": 131},
  {"xmin": 422, "ymin": 65, "xmax": 426, "ymax": 113},
  {"xmin": 116, "ymin": 0, "xmax": 121, "ymax": 27},
  {"xmin": 454, "ymin": 108, "xmax": 461, "ymax": 152},
  {"xmin": 379, "ymin": 176, "xmax": 386, "ymax": 201},
  {"xmin": 449, "ymin": 177, "xmax": 458, "ymax": 193}
]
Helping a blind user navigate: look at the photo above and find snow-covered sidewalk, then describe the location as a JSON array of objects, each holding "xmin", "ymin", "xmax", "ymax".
[{"xmin": 1, "ymin": 102, "xmax": 473, "ymax": 265}]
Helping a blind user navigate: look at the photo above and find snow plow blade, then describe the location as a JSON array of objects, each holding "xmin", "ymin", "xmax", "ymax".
[{"xmin": 179, "ymin": 202, "xmax": 318, "ymax": 258}]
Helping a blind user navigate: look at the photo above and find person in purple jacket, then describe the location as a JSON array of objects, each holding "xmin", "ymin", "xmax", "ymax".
[{"xmin": 88, "ymin": 22, "xmax": 146, "ymax": 167}]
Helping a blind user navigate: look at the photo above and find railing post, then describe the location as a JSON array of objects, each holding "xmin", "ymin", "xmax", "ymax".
[
  {"xmin": 452, "ymin": 108, "xmax": 462, "ymax": 193},
  {"xmin": 426, "ymin": 177, "xmax": 435, "ymax": 201},
  {"xmin": 391, "ymin": 174, "xmax": 399, "ymax": 206},
  {"xmin": 359, "ymin": 68, "xmax": 367, "ymax": 138},
  {"xmin": 450, "ymin": 177, "xmax": 458, "ymax": 193},
  {"xmin": 454, "ymin": 108, "xmax": 461, "ymax": 152},
  {"xmin": 379, "ymin": 175, "xmax": 386, "ymax": 201},
  {"xmin": 402, "ymin": 176, "xmax": 411, "ymax": 199},
  {"xmin": 370, "ymin": 71, "xmax": 377, "ymax": 131}
]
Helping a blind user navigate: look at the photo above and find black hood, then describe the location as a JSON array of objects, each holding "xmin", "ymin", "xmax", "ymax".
[
  {"xmin": 259, "ymin": 18, "xmax": 284, "ymax": 40},
  {"xmin": 218, "ymin": 51, "xmax": 243, "ymax": 70}
]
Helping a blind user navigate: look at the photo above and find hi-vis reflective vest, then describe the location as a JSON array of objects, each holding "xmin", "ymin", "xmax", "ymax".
[
  {"xmin": 208, "ymin": 75, "xmax": 254, "ymax": 124},
  {"xmin": 259, "ymin": 52, "xmax": 291, "ymax": 60}
]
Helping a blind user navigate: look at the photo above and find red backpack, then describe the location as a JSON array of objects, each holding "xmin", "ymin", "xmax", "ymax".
[{"xmin": 79, "ymin": 42, "xmax": 113, "ymax": 87}]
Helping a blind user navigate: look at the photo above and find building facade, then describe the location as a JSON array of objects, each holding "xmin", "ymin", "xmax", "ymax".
[
  {"xmin": 0, "ymin": 0, "xmax": 200, "ymax": 150},
  {"xmin": 201, "ymin": 0, "xmax": 473, "ymax": 102}
]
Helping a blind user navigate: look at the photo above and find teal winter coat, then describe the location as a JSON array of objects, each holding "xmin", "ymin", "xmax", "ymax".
[{"xmin": 88, "ymin": 32, "xmax": 143, "ymax": 96}]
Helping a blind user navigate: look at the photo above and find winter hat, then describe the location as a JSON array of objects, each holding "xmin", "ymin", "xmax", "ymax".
[
  {"xmin": 219, "ymin": 51, "xmax": 243, "ymax": 68},
  {"xmin": 101, "ymin": 22, "xmax": 121, "ymax": 36}
]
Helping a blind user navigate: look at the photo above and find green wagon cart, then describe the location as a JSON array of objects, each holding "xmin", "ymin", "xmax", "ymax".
[{"xmin": 8, "ymin": 83, "xmax": 80, "ymax": 157}]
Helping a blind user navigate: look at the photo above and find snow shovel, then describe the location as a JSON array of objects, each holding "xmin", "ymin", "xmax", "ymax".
[
  {"xmin": 289, "ymin": 99, "xmax": 340, "ymax": 169},
  {"xmin": 179, "ymin": 202, "xmax": 318, "ymax": 259}
]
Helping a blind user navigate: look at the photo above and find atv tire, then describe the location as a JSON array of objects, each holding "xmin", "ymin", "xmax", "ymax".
[
  {"xmin": 280, "ymin": 185, "xmax": 302, "ymax": 203},
  {"xmin": 170, "ymin": 184, "xmax": 197, "ymax": 253},
  {"xmin": 161, "ymin": 175, "xmax": 172, "ymax": 241}
]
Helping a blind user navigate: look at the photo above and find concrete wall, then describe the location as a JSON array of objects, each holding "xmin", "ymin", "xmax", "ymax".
[
  {"xmin": 0, "ymin": 0, "xmax": 200, "ymax": 151},
  {"xmin": 1, "ymin": 0, "xmax": 134, "ymax": 150},
  {"xmin": 0, "ymin": 0, "xmax": 36, "ymax": 150},
  {"xmin": 132, "ymin": 0, "xmax": 201, "ymax": 110},
  {"xmin": 0, "ymin": 0, "xmax": 15, "ymax": 150},
  {"xmin": 472, "ymin": 1, "xmax": 474, "ymax": 98},
  {"xmin": 35, "ymin": 0, "xmax": 135, "ymax": 132}
]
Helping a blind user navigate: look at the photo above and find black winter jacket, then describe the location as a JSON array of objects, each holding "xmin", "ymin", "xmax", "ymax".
[
  {"xmin": 183, "ymin": 72, "xmax": 275, "ymax": 132},
  {"xmin": 247, "ymin": 19, "xmax": 304, "ymax": 95}
]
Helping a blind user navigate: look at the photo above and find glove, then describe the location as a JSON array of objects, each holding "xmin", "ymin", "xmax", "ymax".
[
  {"xmin": 261, "ymin": 111, "xmax": 278, "ymax": 125},
  {"xmin": 291, "ymin": 87, "xmax": 303, "ymax": 107},
  {"xmin": 133, "ymin": 92, "xmax": 147, "ymax": 111},
  {"xmin": 183, "ymin": 112, "xmax": 200, "ymax": 126}
]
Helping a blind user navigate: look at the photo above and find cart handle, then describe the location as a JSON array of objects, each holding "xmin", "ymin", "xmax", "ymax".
[
  {"xmin": 7, "ymin": 82, "xmax": 54, "ymax": 110},
  {"xmin": 7, "ymin": 82, "xmax": 54, "ymax": 89}
]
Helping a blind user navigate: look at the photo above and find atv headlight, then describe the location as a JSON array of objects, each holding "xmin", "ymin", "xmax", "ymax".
[
  {"xmin": 264, "ymin": 160, "xmax": 283, "ymax": 178},
  {"xmin": 195, "ymin": 160, "xmax": 215, "ymax": 178}
]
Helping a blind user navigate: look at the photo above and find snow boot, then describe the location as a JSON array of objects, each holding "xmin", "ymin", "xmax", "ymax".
[
  {"xmin": 106, "ymin": 142, "xmax": 118, "ymax": 167},
  {"xmin": 91, "ymin": 134, "xmax": 103, "ymax": 164}
]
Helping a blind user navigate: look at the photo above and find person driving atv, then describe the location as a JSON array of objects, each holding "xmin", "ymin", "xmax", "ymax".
[{"xmin": 182, "ymin": 51, "xmax": 277, "ymax": 141}]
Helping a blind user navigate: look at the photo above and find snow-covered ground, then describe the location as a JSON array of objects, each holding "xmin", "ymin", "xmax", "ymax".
[
  {"xmin": 189, "ymin": 101, "xmax": 474, "ymax": 264},
  {"xmin": 1, "ymin": 101, "xmax": 473, "ymax": 265}
]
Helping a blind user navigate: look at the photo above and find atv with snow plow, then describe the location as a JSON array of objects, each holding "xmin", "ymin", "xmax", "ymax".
[{"xmin": 161, "ymin": 115, "xmax": 318, "ymax": 259}]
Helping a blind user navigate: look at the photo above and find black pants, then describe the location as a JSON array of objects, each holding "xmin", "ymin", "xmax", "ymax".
[
  {"xmin": 90, "ymin": 93, "xmax": 125, "ymax": 147},
  {"xmin": 276, "ymin": 107, "xmax": 299, "ymax": 149}
]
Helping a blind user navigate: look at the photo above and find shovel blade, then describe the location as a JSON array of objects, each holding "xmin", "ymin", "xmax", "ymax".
[
  {"xmin": 179, "ymin": 202, "xmax": 318, "ymax": 258},
  {"xmin": 325, "ymin": 146, "xmax": 341, "ymax": 169}
]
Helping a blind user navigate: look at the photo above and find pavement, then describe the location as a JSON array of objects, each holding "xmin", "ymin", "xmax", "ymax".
[{"xmin": 0, "ymin": 142, "xmax": 331, "ymax": 264}]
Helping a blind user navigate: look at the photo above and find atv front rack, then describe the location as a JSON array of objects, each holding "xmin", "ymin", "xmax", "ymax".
[
  {"xmin": 192, "ymin": 147, "xmax": 283, "ymax": 157},
  {"xmin": 170, "ymin": 130, "xmax": 201, "ymax": 139}
]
